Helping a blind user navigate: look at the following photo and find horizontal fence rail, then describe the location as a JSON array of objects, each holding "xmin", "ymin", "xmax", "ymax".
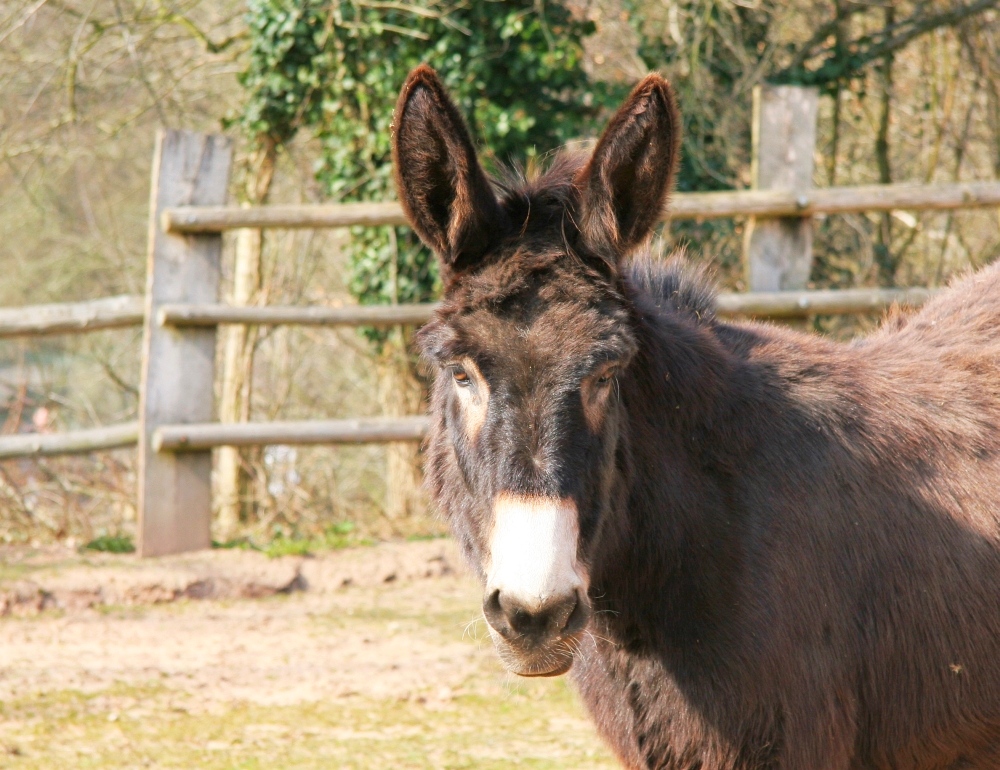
[
  {"xmin": 0, "ymin": 421, "xmax": 139, "ymax": 459},
  {"xmin": 157, "ymin": 302, "xmax": 437, "ymax": 328},
  {"xmin": 162, "ymin": 201, "xmax": 407, "ymax": 233},
  {"xmin": 153, "ymin": 416, "xmax": 430, "ymax": 451},
  {"xmin": 713, "ymin": 286, "xmax": 939, "ymax": 318},
  {"xmin": 0, "ymin": 287, "xmax": 941, "ymax": 343},
  {"xmin": 0, "ymin": 295, "xmax": 144, "ymax": 338},
  {"xmin": 161, "ymin": 181, "xmax": 1000, "ymax": 233},
  {"xmin": 158, "ymin": 287, "xmax": 939, "ymax": 329}
]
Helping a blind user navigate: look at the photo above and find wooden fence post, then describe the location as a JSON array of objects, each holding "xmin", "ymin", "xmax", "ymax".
[
  {"xmin": 744, "ymin": 84, "xmax": 820, "ymax": 291},
  {"xmin": 138, "ymin": 130, "xmax": 232, "ymax": 557}
]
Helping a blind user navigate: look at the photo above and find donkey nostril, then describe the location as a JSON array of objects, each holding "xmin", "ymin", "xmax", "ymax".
[
  {"xmin": 562, "ymin": 590, "xmax": 591, "ymax": 636},
  {"xmin": 483, "ymin": 589, "xmax": 513, "ymax": 639},
  {"xmin": 548, "ymin": 591, "xmax": 583, "ymax": 635}
]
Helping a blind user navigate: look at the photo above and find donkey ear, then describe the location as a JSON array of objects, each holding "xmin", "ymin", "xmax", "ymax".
[
  {"xmin": 575, "ymin": 74, "xmax": 681, "ymax": 260},
  {"xmin": 393, "ymin": 65, "xmax": 507, "ymax": 274}
]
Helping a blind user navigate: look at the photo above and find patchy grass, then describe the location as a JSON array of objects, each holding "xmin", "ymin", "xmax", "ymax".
[
  {"xmin": 82, "ymin": 535, "xmax": 135, "ymax": 554},
  {"xmin": 0, "ymin": 547, "xmax": 100, "ymax": 582},
  {"xmin": 0, "ymin": 679, "xmax": 614, "ymax": 769},
  {"xmin": 213, "ymin": 522, "xmax": 374, "ymax": 558},
  {"xmin": 405, "ymin": 532, "xmax": 450, "ymax": 543},
  {"xmin": 0, "ymin": 562, "xmax": 32, "ymax": 582},
  {"xmin": 0, "ymin": 543, "xmax": 618, "ymax": 769}
]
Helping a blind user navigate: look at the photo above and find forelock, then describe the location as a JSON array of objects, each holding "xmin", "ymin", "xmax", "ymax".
[{"xmin": 430, "ymin": 151, "xmax": 619, "ymax": 322}]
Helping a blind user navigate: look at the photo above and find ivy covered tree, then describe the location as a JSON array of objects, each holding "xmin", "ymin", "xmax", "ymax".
[
  {"xmin": 320, "ymin": 2, "xmax": 606, "ymax": 308},
  {"xmin": 221, "ymin": 0, "xmax": 335, "ymax": 538},
  {"xmin": 240, "ymin": 0, "xmax": 608, "ymax": 308},
  {"xmin": 239, "ymin": 0, "xmax": 608, "ymax": 519}
]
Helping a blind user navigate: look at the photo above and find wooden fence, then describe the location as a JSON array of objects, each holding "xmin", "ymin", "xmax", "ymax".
[{"xmin": 1, "ymin": 86, "xmax": 998, "ymax": 556}]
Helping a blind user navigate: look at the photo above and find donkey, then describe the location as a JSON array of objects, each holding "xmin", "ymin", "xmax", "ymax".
[{"xmin": 392, "ymin": 64, "xmax": 1000, "ymax": 769}]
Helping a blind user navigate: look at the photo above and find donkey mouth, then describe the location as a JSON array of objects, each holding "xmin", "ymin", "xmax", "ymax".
[
  {"xmin": 481, "ymin": 587, "xmax": 592, "ymax": 678},
  {"xmin": 516, "ymin": 657, "xmax": 574, "ymax": 677},
  {"xmin": 489, "ymin": 631, "xmax": 579, "ymax": 678}
]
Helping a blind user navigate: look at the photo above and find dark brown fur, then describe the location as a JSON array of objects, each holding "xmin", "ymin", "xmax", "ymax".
[{"xmin": 394, "ymin": 65, "xmax": 1000, "ymax": 769}]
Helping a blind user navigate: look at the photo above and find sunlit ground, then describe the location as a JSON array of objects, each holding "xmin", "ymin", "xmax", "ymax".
[{"xmin": 0, "ymin": 549, "xmax": 617, "ymax": 769}]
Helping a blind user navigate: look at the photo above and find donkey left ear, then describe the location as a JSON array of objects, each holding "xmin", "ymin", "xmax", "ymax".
[
  {"xmin": 393, "ymin": 65, "xmax": 507, "ymax": 275},
  {"xmin": 575, "ymin": 74, "xmax": 681, "ymax": 261}
]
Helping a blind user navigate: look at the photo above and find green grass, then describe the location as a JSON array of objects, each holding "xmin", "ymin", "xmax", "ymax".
[
  {"xmin": 0, "ymin": 562, "xmax": 32, "ymax": 582},
  {"xmin": 81, "ymin": 535, "xmax": 135, "ymax": 554},
  {"xmin": 405, "ymin": 532, "xmax": 450, "ymax": 543},
  {"xmin": 213, "ymin": 522, "xmax": 374, "ymax": 558}
]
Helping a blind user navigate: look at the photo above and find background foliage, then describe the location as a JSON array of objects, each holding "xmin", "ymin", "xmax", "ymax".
[{"xmin": 614, "ymin": 0, "xmax": 1000, "ymax": 288}]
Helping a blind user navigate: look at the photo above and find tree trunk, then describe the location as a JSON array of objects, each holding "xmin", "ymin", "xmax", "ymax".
[
  {"xmin": 825, "ymin": 0, "xmax": 853, "ymax": 188},
  {"xmin": 874, "ymin": 5, "xmax": 896, "ymax": 286},
  {"xmin": 376, "ymin": 327, "xmax": 426, "ymax": 522},
  {"xmin": 215, "ymin": 226, "xmax": 262, "ymax": 539},
  {"xmin": 216, "ymin": 138, "xmax": 276, "ymax": 542}
]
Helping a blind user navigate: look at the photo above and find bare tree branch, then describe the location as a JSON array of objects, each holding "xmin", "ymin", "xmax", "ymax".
[
  {"xmin": 779, "ymin": 2, "xmax": 867, "ymax": 77},
  {"xmin": 772, "ymin": 0, "xmax": 1000, "ymax": 85}
]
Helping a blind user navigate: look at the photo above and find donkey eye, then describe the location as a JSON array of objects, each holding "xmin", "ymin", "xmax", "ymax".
[
  {"xmin": 451, "ymin": 367, "xmax": 472, "ymax": 387},
  {"xmin": 595, "ymin": 369, "xmax": 617, "ymax": 386}
]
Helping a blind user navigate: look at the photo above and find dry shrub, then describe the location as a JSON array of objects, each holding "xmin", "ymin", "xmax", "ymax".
[{"xmin": 0, "ymin": 451, "xmax": 135, "ymax": 545}]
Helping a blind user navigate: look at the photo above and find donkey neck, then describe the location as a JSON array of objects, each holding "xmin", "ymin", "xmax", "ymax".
[
  {"xmin": 591, "ymin": 291, "xmax": 753, "ymax": 654},
  {"xmin": 595, "ymin": 286, "xmax": 856, "ymax": 655}
]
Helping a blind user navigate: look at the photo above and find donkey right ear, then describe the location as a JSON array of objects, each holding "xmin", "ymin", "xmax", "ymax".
[{"xmin": 393, "ymin": 66, "xmax": 507, "ymax": 274}]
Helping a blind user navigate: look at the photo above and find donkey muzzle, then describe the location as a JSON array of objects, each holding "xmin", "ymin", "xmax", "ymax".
[
  {"xmin": 482, "ymin": 586, "xmax": 591, "ymax": 675},
  {"xmin": 483, "ymin": 494, "xmax": 591, "ymax": 676}
]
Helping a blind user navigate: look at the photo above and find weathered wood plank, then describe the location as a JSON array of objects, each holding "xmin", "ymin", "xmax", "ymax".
[
  {"xmin": 739, "ymin": 181, "xmax": 1000, "ymax": 218},
  {"xmin": 156, "ymin": 287, "xmax": 936, "ymax": 329},
  {"xmin": 158, "ymin": 302, "xmax": 439, "ymax": 328},
  {"xmin": 161, "ymin": 182, "xmax": 1000, "ymax": 234},
  {"xmin": 0, "ymin": 422, "xmax": 139, "ymax": 459},
  {"xmin": 714, "ymin": 287, "xmax": 937, "ymax": 318},
  {"xmin": 0, "ymin": 272, "xmax": 959, "ymax": 342},
  {"xmin": 744, "ymin": 84, "xmax": 820, "ymax": 292},
  {"xmin": 162, "ymin": 201, "xmax": 407, "ymax": 232},
  {"xmin": 138, "ymin": 129, "xmax": 232, "ymax": 558},
  {"xmin": 154, "ymin": 416, "xmax": 430, "ymax": 451},
  {"xmin": 0, "ymin": 295, "xmax": 144, "ymax": 338}
]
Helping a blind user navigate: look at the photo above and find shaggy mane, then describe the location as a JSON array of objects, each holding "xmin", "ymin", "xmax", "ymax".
[
  {"xmin": 491, "ymin": 152, "xmax": 588, "ymax": 240},
  {"xmin": 626, "ymin": 253, "xmax": 718, "ymax": 321}
]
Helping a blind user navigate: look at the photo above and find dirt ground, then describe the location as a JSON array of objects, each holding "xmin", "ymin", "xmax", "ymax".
[{"xmin": 0, "ymin": 539, "xmax": 617, "ymax": 769}]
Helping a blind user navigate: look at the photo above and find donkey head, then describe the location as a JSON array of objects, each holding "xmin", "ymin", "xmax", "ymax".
[{"xmin": 394, "ymin": 65, "xmax": 680, "ymax": 676}]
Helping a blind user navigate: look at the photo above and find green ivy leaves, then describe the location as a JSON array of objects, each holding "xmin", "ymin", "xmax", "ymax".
[{"xmin": 239, "ymin": 0, "xmax": 609, "ymax": 329}]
